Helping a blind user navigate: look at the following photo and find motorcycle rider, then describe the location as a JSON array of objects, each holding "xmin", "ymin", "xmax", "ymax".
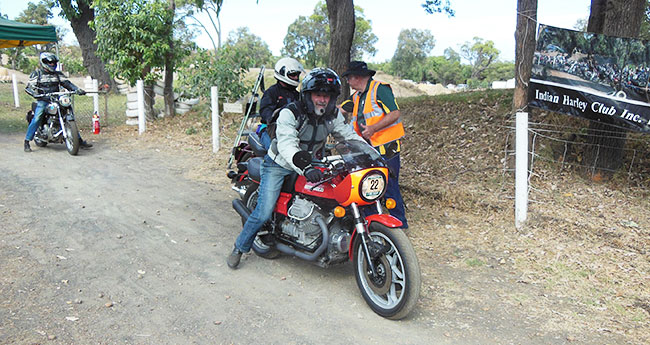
[
  {"xmin": 256, "ymin": 57, "xmax": 304, "ymax": 149},
  {"xmin": 227, "ymin": 68, "xmax": 365, "ymax": 269},
  {"xmin": 24, "ymin": 52, "xmax": 91, "ymax": 153}
]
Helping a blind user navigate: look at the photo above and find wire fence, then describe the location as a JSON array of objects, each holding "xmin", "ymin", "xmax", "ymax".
[
  {"xmin": 71, "ymin": 91, "xmax": 127, "ymax": 129},
  {"xmin": 501, "ymin": 111, "xmax": 650, "ymax": 206}
]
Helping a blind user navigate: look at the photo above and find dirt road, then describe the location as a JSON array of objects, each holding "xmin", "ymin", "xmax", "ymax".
[
  {"xmin": 1, "ymin": 131, "xmax": 631, "ymax": 345},
  {"xmin": 1, "ymin": 133, "xmax": 447, "ymax": 345}
]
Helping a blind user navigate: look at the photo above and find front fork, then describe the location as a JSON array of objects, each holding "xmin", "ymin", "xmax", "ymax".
[
  {"xmin": 58, "ymin": 112, "xmax": 68, "ymax": 139},
  {"xmin": 350, "ymin": 201, "xmax": 384, "ymax": 277}
]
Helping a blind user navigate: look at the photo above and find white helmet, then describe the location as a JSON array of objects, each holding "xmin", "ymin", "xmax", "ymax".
[{"xmin": 274, "ymin": 57, "xmax": 304, "ymax": 87}]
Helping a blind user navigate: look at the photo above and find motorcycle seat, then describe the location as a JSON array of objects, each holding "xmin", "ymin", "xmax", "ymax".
[{"xmin": 247, "ymin": 132, "xmax": 267, "ymax": 157}]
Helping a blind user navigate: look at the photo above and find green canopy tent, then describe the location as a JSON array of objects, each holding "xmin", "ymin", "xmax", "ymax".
[{"xmin": 0, "ymin": 17, "xmax": 57, "ymax": 48}]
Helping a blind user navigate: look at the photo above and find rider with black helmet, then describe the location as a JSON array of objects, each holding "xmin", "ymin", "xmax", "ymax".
[
  {"xmin": 24, "ymin": 52, "xmax": 90, "ymax": 152},
  {"xmin": 227, "ymin": 68, "xmax": 365, "ymax": 269}
]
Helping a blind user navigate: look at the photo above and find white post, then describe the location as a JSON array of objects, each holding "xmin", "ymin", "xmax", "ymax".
[
  {"xmin": 12, "ymin": 74, "xmax": 19, "ymax": 108},
  {"xmin": 515, "ymin": 111, "xmax": 529, "ymax": 229},
  {"xmin": 92, "ymin": 79, "xmax": 99, "ymax": 115},
  {"xmin": 137, "ymin": 80, "xmax": 145, "ymax": 134},
  {"xmin": 211, "ymin": 86, "xmax": 220, "ymax": 152}
]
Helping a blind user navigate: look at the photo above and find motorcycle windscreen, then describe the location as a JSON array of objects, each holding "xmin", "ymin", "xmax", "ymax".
[{"xmin": 331, "ymin": 140, "xmax": 386, "ymax": 171}]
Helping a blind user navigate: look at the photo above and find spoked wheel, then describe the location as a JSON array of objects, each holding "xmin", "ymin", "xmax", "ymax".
[
  {"xmin": 242, "ymin": 184, "xmax": 280, "ymax": 259},
  {"xmin": 353, "ymin": 223, "xmax": 421, "ymax": 320},
  {"xmin": 64, "ymin": 120, "xmax": 80, "ymax": 155}
]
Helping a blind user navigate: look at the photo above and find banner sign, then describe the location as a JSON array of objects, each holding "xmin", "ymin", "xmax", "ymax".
[{"xmin": 528, "ymin": 25, "xmax": 650, "ymax": 133}]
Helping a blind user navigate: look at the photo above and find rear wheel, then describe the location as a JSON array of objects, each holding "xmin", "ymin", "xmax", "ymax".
[
  {"xmin": 64, "ymin": 120, "xmax": 80, "ymax": 155},
  {"xmin": 243, "ymin": 184, "xmax": 281, "ymax": 259},
  {"xmin": 352, "ymin": 223, "xmax": 421, "ymax": 320}
]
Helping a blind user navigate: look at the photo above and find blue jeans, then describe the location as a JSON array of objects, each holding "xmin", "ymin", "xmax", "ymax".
[
  {"xmin": 363, "ymin": 152, "xmax": 408, "ymax": 228},
  {"xmin": 235, "ymin": 156, "xmax": 293, "ymax": 252},
  {"xmin": 25, "ymin": 100, "xmax": 48, "ymax": 141}
]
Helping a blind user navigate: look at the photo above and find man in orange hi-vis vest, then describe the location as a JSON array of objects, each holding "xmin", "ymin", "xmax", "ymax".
[{"xmin": 340, "ymin": 61, "xmax": 408, "ymax": 229}]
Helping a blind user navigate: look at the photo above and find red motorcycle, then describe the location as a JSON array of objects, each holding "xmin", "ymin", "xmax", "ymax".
[{"xmin": 232, "ymin": 140, "xmax": 421, "ymax": 320}]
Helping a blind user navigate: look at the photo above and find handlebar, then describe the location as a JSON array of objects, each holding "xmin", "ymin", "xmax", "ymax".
[{"xmin": 33, "ymin": 90, "xmax": 98, "ymax": 98}]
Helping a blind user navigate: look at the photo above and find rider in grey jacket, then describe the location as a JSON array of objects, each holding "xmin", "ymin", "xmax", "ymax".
[{"xmin": 227, "ymin": 68, "xmax": 365, "ymax": 269}]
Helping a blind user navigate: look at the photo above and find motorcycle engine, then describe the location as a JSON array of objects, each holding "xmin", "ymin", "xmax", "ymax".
[{"xmin": 281, "ymin": 196, "xmax": 325, "ymax": 250}]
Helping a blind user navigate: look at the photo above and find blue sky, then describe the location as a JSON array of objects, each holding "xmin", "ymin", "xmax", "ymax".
[{"xmin": 3, "ymin": 0, "xmax": 591, "ymax": 62}]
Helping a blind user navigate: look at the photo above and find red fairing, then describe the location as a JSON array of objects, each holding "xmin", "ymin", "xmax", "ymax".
[
  {"xmin": 366, "ymin": 214, "xmax": 403, "ymax": 228},
  {"xmin": 348, "ymin": 214, "xmax": 404, "ymax": 261},
  {"xmin": 294, "ymin": 173, "xmax": 338, "ymax": 201},
  {"xmin": 274, "ymin": 192, "xmax": 292, "ymax": 215}
]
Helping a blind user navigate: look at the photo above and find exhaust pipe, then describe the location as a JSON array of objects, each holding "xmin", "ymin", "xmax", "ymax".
[
  {"xmin": 232, "ymin": 200, "xmax": 329, "ymax": 262},
  {"xmin": 232, "ymin": 199, "xmax": 250, "ymax": 222},
  {"xmin": 276, "ymin": 215, "xmax": 329, "ymax": 261}
]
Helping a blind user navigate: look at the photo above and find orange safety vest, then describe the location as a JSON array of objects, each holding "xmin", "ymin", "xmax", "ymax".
[{"xmin": 351, "ymin": 80, "xmax": 405, "ymax": 147}]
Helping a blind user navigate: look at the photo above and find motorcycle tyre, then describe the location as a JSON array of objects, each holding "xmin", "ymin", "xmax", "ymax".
[
  {"xmin": 242, "ymin": 184, "xmax": 280, "ymax": 259},
  {"xmin": 64, "ymin": 120, "xmax": 80, "ymax": 156},
  {"xmin": 352, "ymin": 223, "xmax": 421, "ymax": 320}
]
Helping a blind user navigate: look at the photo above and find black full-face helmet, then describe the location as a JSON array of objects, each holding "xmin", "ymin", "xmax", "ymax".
[
  {"xmin": 300, "ymin": 68, "xmax": 341, "ymax": 117},
  {"xmin": 40, "ymin": 52, "xmax": 58, "ymax": 73}
]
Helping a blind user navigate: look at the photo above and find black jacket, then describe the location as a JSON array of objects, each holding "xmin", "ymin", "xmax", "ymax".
[
  {"xmin": 25, "ymin": 68, "xmax": 79, "ymax": 101},
  {"xmin": 259, "ymin": 82, "xmax": 299, "ymax": 124}
]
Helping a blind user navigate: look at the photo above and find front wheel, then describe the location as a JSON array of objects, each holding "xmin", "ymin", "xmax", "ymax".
[
  {"xmin": 64, "ymin": 120, "xmax": 80, "ymax": 155},
  {"xmin": 353, "ymin": 223, "xmax": 421, "ymax": 320}
]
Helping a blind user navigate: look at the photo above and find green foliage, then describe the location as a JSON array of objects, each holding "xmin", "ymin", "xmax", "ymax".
[
  {"xmin": 92, "ymin": 0, "xmax": 180, "ymax": 86},
  {"xmin": 391, "ymin": 28, "xmax": 435, "ymax": 81},
  {"xmin": 281, "ymin": 1, "xmax": 378, "ymax": 68},
  {"xmin": 175, "ymin": 47, "xmax": 251, "ymax": 101},
  {"xmin": 460, "ymin": 37, "xmax": 500, "ymax": 80},
  {"xmin": 422, "ymin": 0, "xmax": 455, "ymax": 17},
  {"xmin": 282, "ymin": 13, "xmax": 328, "ymax": 68},
  {"xmin": 223, "ymin": 27, "xmax": 272, "ymax": 68},
  {"xmin": 423, "ymin": 54, "xmax": 470, "ymax": 85},
  {"xmin": 16, "ymin": 1, "xmax": 52, "ymax": 25}
]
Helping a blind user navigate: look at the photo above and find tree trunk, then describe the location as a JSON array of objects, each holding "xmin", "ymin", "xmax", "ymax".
[
  {"xmin": 60, "ymin": 0, "xmax": 116, "ymax": 91},
  {"xmin": 584, "ymin": 0, "xmax": 645, "ymax": 178},
  {"xmin": 163, "ymin": 0, "xmax": 176, "ymax": 117},
  {"xmin": 144, "ymin": 82, "xmax": 156, "ymax": 121},
  {"xmin": 326, "ymin": 0, "xmax": 355, "ymax": 102},
  {"xmin": 512, "ymin": 0, "xmax": 537, "ymax": 112}
]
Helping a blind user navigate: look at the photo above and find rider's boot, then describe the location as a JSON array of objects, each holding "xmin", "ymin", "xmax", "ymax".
[
  {"xmin": 24, "ymin": 140, "xmax": 32, "ymax": 153},
  {"xmin": 227, "ymin": 247, "xmax": 243, "ymax": 269}
]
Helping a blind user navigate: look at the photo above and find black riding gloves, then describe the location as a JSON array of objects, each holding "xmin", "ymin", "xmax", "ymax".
[
  {"xmin": 76, "ymin": 89, "xmax": 86, "ymax": 96},
  {"xmin": 292, "ymin": 150, "xmax": 312, "ymax": 170},
  {"xmin": 304, "ymin": 167, "xmax": 324, "ymax": 183}
]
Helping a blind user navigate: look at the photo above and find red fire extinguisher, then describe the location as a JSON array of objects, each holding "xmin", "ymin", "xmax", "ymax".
[{"xmin": 92, "ymin": 112, "xmax": 101, "ymax": 134}]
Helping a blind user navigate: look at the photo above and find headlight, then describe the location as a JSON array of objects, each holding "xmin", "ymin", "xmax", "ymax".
[
  {"xmin": 359, "ymin": 171, "xmax": 386, "ymax": 202},
  {"xmin": 59, "ymin": 95, "xmax": 72, "ymax": 107},
  {"xmin": 46, "ymin": 103, "xmax": 59, "ymax": 115}
]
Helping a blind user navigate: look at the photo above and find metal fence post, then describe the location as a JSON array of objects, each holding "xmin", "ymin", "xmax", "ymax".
[
  {"xmin": 515, "ymin": 111, "xmax": 529, "ymax": 229},
  {"xmin": 211, "ymin": 86, "xmax": 219, "ymax": 152},
  {"xmin": 137, "ymin": 80, "xmax": 145, "ymax": 134},
  {"xmin": 92, "ymin": 79, "xmax": 99, "ymax": 115},
  {"xmin": 12, "ymin": 73, "xmax": 19, "ymax": 108}
]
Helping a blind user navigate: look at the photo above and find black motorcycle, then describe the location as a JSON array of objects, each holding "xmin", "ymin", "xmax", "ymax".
[{"xmin": 26, "ymin": 91, "xmax": 81, "ymax": 155}]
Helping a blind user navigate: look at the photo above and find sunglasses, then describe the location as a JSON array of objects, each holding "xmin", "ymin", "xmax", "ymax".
[{"xmin": 288, "ymin": 72, "xmax": 301, "ymax": 79}]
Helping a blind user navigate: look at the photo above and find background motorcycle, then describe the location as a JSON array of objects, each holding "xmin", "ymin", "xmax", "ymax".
[
  {"xmin": 25, "ymin": 91, "xmax": 82, "ymax": 155},
  {"xmin": 232, "ymin": 140, "xmax": 421, "ymax": 320}
]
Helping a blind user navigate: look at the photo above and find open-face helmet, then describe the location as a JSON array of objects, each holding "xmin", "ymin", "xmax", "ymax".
[{"xmin": 274, "ymin": 57, "xmax": 304, "ymax": 87}]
